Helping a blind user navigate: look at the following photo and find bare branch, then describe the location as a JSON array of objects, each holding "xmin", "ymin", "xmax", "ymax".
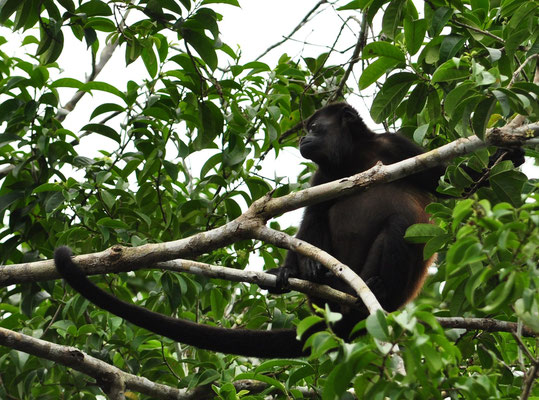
[
  {"xmin": 0, "ymin": 164, "xmax": 14, "ymax": 180},
  {"xmin": 452, "ymin": 19, "xmax": 504, "ymax": 43},
  {"xmin": 2, "ymin": 124, "xmax": 537, "ymax": 285},
  {"xmin": 511, "ymin": 332, "xmax": 539, "ymax": 400},
  {"xmin": 56, "ymin": 9, "xmax": 130, "ymax": 122},
  {"xmin": 251, "ymin": 225, "xmax": 382, "ymax": 313},
  {"xmin": 158, "ymin": 258, "xmax": 359, "ymax": 307},
  {"xmin": 0, "ymin": 326, "xmax": 320, "ymax": 399},
  {"xmin": 255, "ymin": 0, "xmax": 329, "ymax": 61},
  {"xmin": 329, "ymin": 11, "xmax": 368, "ymax": 102},
  {"xmin": 0, "ymin": 327, "xmax": 186, "ymax": 400},
  {"xmin": 508, "ymin": 54, "xmax": 539, "ymax": 88},
  {"xmin": 437, "ymin": 317, "xmax": 537, "ymax": 337}
]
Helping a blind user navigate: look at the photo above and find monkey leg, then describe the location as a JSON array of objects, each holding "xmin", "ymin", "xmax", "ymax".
[{"xmin": 359, "ymin": 214, "xmax": 426, "ymax": 312}]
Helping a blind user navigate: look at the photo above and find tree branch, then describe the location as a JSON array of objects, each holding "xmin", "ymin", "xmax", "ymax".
[
  {"xmin": 437, "ymin": 317, "xmax": 536, "ymax": 337},
  {"xmin": 255, "ymin": 0, "xmax": 329, "ymax": 61},
  {"xmin": 0, "ymin": 327, "xmax": 185, "ymax": 400},
  {"xmin": 329, "ymin": 11, "xmax": 368, "ymax": 102},
  {"xmin": 1, "ymin": 123, "xmax": 537, "ymax": 286},
  {"xmin": 56, "ymin": 9, "xmax": 130, "ymax": 122},
  {"xmin": 0, "ymin": 327, "xmax": 319, "ymax": 399},
  {"xmin": 452, "ymin": 19, "xmax": 504, "ymax": 43}
]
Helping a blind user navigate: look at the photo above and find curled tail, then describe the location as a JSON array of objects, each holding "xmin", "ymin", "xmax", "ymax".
[{"xmin": 54, "ymin": 246, "xmax": 305, "ymax": 358}]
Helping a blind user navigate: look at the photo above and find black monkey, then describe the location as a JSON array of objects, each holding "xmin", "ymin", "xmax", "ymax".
[
  {"xmin": 54, "ymin": 103, "xmax": 523, "ymax": 357},
  {"xmin": 268, "ymin": 103, "xmax": 443, "ymax": 337}
]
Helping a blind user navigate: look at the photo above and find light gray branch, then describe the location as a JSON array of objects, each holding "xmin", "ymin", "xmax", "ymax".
[
  {"xmin": 0, "ymin": 327, "xmax": 185, "ymax": 400},
  {"xmin": 437, "ymin": 317, "xmax": 536, "ymax": 337},
  {"xmin": 0, "ymin": 326, "xmax": 319, "ymax": 399}
]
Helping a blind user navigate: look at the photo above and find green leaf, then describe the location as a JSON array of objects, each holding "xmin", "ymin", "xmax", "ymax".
[
  {"xmin": 0, "ymin": 192, "xmax": 23, "ymax": 213},
  {"xmin": 141, "ymin": 46, "xmax": 158, "ymax": 78},
  {"xmin": 201, "ymin": 0, "xmax": 240, "ymax": 6},
  {"xmin": 407, "ymin": 83, "xmax": 429, "ymax": 117},
  {"xmin": 81, "ymin": 81, "xmax": 126, "ymax": 100},
  {"xmin": 490, "ymin": 170, "xmax": 527, "ymax": 206},
  {"xmin": 182, "ymin": 29, "xmax": 217, "ymax": 70},
  {"xmin": 80, "ymin": 123, "xmax": 121, "ymax": 143},
  {"xmin": 432, "ymin": 59, "xmax": 470, "ymax": 83},
  {"xmin": 45, "ymin": 192, "xmax": 65, "ymax": 213},
  {"xmin": 77, "ymin": 0, "xmax": 112, "ymax": 17},
  {"xmin": 404, "ymin": 17, "xmax": 426, "ymax": 55},
  {"xmin": 371, "ymin": 72, "xmax": 417, "ymax": 123},
  {"xmin": 424, "ymin": 234, "xmax": 451, "ymax": 260},
  {"xmin": 90, "ymin": 103, "xmax": 125, "ymax": 120},
  {"xmin": 472, "ymin": 97, "xmax": 495, "ymax": 140},
  {"xmin": 33, "ymin": 183, "xmax": 62, "ymax": 193},
  {"xmin": 363, "ymin": 41, "xmax": 405, "ymax": 61},
  {"xmin": 358, "ymin": 57, "xmax": 400, "ymax": 89},
  {"xmin": 0, "ymin": 0, "xmax": 20, "ymax": 24},
  {"xmin": 97, "ymin": 217, "xmax": 129, "ymax": 229},
  {"xmin": 404, "ymin": 223, "xmax": 446, "ymax": 243},
  {"xmin": 431, "ymin": 7, "xmax": 453, "ymax": 36},
  {"xmin": 481, "ymin": 271, "xmax": 515, "ymax": 313},
  {"xmin": 195, "ymin": 101, "xmax": 223, "ymax": 149},
  {"xmin": 421, "ymin": 344, "xmax": 443, "ymax": 372},
  {"xmin": 337, "ymin": 0, "xmax": 372, "ymax": 10},
  {"xmin": 382, "ymin": 0, "xmax": 405, "ymax": 40},
  {"xmin": 451, "ymin": 199, "xmax": 474, "ymax": 231},
  {"xmin": 210, "ymin": 289, "xmax": 225, "ymax": 320},
  {"xmin": 235, "ymin": 373, "xmax": 286, "ymax": 394},
  {"xmin": 366, "ymin": 309, "xmax": 389, "ymax": 341},
  {"xmin": 506, "ymin": 1, "xmax": 537, "ymax": 31},
  {"xmin": 40, "ymin": 28, "xmax": 64, "ymax": 65},
  {"xmin": 439, "ymin": 35, "xmax": 465, "ymax": 62},
  {"xmin": 84, "ymin": 17, "xmax": 116, "ymax": 32},
  {"xmin": 413, "ymin": 123, "xmax": 429, "ymax": 144},
  {"xmin": 50, "ymin": 78, "xmax": 84, "ymax": 89},
  {"xmin": 297, "ymin": 315, "xmax": 323, "ymax": 339}
]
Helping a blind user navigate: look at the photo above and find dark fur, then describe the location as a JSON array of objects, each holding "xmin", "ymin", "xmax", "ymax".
[
  {"xmin": 270, "ymin": 103, "xmax": 441, "ymax": 337},
  {"xmin": 55, "ymin": 103, "xmax": 521, "ymax": 357},
  {"xmin": 54, "ymin": 246, "xmax": 303, "ymax": 357}
]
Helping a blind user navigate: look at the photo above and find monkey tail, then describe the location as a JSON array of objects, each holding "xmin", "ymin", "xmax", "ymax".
[{"xmin": 54, "ymin": 246, "xmax": 305, "ymax": 358}]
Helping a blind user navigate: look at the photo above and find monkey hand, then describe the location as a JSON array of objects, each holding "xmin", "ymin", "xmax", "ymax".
[
  {"xmin": 261, "ymin": 266, "xmax": 294, "ymax": 294},
  {"xmin": 298, "ymin": 257, "xmax": 328, "ymax": 283}
]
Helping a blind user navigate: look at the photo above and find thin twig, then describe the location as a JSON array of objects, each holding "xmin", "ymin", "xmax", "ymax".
[
  {"xmin": 255, "ymin": 0, "xmax": 329, "ymax": 61},
  {"xmin": 508, "ymin": 54, "xmax": 539, "ymax": 88},
  {"xmin": 452, "ymin": 19, "xmax": 504, "ymax": 43}
]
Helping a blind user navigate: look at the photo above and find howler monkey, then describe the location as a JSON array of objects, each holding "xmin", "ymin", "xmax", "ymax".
[{"xmin": 54, "ymin": 103, "xmax": 522, "ymax": 358}]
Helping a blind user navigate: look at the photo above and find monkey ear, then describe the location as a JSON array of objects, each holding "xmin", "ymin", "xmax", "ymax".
[{"xmin": 342, "ymin": 105, "xmax": 360, "ymax": 123}]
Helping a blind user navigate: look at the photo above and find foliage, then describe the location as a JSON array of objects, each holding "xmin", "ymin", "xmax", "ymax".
[{"xmin": 0, "ymin": 0, "xmax": 537, "ymax": 398}]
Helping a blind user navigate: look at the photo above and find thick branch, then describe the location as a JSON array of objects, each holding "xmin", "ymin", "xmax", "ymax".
[
  {"xmin": 0, "ymin": 327, "xmax": 318, "ymax": 399},
  {"xmin": 251, "ymin": 225, "xmax": 382, "ymax": 313},
  {"xmin": 1, "ymin": 125, "xmax": 537, "ymax": 285},
  {"xmin": 0, "ymin": 327, "xmax": 186, "ymax": 400}
]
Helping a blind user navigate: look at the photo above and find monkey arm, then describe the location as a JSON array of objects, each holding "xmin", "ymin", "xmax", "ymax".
[{"xmin": 266, "ymin": 203, "xmax": 333, "ymax": 293}]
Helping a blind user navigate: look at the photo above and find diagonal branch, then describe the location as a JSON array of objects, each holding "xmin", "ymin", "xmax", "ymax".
[
  {"xmin": 0, "ymin": 326, "xmax": 319, "ymax": 399},
  {"xmin": 56, "ymin": 9, "xmax": 130, "ymax": 122},
  {"xmin": 1, "ymin": 123, "xmax": 537, "ymax": 285},
  {"xmin": 255, "ymin": 0, "xmax": 329, "ymax": 61},
  {"xmin": 0, "ymin": 327, "xmax": 186, "ymax": 400}
]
